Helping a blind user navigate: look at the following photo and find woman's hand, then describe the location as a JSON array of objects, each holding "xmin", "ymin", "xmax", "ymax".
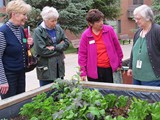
[
  {"xmin": 127, "ymin": 69, "xmax": 132, "ymax": 76},
  {"xmin": 0, "ymin": 83, "xmax": 9, "ymax": 94},
  {"xmin": 81, "ymin": 76, "xmax": 87, "ymax": 81},
  {"xmin": 27, "ymin": 37, "xmax": 34, "ymax": 45},
  {"xmin": 116, "ymin": 67, "xmax": 122, "ymax": 71},
  {"xmin": 46, "ymin": 46, "xmax": 54, "ymax": 50}
]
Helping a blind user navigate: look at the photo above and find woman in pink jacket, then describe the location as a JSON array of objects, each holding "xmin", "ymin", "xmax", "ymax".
[{"xmin": 78, "ymin": 9, "xmax": 123, "ymax": 82}]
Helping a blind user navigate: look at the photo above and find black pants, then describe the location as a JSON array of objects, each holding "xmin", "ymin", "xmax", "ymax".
[
  {"xmin": 87, "ymin": 67, "xmax": 113, "ymax": 83},
  {"xmin": 1, "ymin": 70, "xmax": 25, "ymax": 99}
]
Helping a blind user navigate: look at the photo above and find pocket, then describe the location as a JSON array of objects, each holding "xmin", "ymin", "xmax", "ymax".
[{"xmin": 37, "ymin": 66, "xmax": 49, "ymax": 79}]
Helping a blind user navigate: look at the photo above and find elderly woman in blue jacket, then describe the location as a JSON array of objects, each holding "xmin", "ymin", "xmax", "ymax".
[
  {"xmin": 33, "ymin": 6, "xmax": 70, "ymax": 86},
  {"xmin": 127, "ymin": 5, "xmax": 160, "ymax": 86}
]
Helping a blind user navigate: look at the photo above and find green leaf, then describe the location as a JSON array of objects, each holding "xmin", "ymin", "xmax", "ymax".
[
  {"xmin": 30, "ymin": 117, "xmax": 38, "ymax": 120},
  {"xmin": 115, "ymin": 95, "xmax": 129, "ymax": 108},
  {"xmin": 87, "ymin": 106, "xmax": 100, "ymax": 117},
  {"xmin": 104, "ymin": 115, "xmax": 113, "ymax": 120},
  {"xmin": 104, "ymin": 94, "xmax": 117, "ymax": 108}
]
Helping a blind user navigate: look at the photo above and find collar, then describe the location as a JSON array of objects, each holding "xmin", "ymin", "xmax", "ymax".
[
  {"xmin": 86, "ymin": 25, "xmax": 109, "ymax": 37},
  {"xmin": 7, "ymin": 21, "xmax": 20, "ymax": 29},
  {"xmin": 40, "ymin": 21, "xmax": 56, "ymax": 30}
]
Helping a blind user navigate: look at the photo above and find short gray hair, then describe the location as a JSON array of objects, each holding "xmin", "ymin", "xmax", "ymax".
[
  {"xmin": 40, "ymin": 6, "xmax": 59, "ymax": 20},
  {"xmin": 133, "ymin": 4, "xmax": 154, "ymax": 22}
]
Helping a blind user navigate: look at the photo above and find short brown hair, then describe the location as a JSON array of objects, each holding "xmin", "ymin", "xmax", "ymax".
[{"xmin": 86, "ymin": 9, "xmax": 104, "ymax": 24}]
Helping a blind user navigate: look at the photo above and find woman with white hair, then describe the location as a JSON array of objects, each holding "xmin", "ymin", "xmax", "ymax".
[
  {"xmin": 0, "ymin": 0, "xmax": 33, "ymax": 99},
  {"xmin": 127, "ymin": 4, "xmax": 160, "ymax": 86},
  {"xmin": 33, "ymin": 6, "xmax": 70, "ymax": 86}
]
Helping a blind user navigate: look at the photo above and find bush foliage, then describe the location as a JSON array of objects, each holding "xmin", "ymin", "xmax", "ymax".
[{"xmin": 0, "ymin": 0, "xmax": 120, "ymax": 34}]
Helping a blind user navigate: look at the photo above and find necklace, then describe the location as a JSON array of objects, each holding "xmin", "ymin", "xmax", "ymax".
[
  {"xmin": 139, "ymin": 37, "xmax": 144, "ymax": 54},
  {"xmin": 138, "ymin": 31, "xmax": 145, "ymax": 54}
]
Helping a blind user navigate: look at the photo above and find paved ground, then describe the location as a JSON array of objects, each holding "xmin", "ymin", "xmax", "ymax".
[{"xmin": 26, "ymin": 42, "xmax": 133, "ymax": 91}]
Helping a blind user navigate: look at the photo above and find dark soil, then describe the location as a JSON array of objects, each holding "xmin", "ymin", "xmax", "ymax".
[{"xmin": 106, "ymin": 99, "xmax": 131, "ymax": 118}]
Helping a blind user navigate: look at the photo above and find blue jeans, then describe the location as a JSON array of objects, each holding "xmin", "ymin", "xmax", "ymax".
[
  {"xmin": 1, "ymin": 70, "xmax": 25, "ymax": 99},
  {"xmin": 133, "ymin": 78, "xmax": 160, "ymax": 86},
  {"xmin": 39, "ymin": 80, "xmax": 54, "ymax": 86},
  {"xmin": 39, "ymin": 77, "xmax": 64, "ymax": 87}
]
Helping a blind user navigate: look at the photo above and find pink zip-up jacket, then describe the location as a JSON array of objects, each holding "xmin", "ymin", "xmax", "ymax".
[{"xmin": 78, "ymin": 25, "xmax": 123, "ymax": 79}]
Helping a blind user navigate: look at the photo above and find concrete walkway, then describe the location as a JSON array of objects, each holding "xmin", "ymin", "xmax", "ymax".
[{"xmin": 26, "ymin": 42, "xmax": 133, "ymax": 91}]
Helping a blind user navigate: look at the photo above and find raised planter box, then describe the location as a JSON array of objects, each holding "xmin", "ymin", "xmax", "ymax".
[{"xmin": 1, "ymin": 81, "xmax": 160, "ymax": 119}]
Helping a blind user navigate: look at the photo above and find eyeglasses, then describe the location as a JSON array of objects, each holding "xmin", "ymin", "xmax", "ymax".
[{"xmin": 133, "ymin": 17, "xmax": 142, "ymax": 21}]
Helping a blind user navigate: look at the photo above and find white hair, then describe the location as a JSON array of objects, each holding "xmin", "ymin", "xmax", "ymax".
[
  {"xmin": 40, "ymin": 6, "xmax": 59, "ymax": 20},
  {"xmin": 133, "ymin": 4, "xmax": 154, "ymax": 22}
]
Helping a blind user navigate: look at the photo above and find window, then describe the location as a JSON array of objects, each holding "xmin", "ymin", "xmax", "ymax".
[
  {"xmin": 117, "ymin": 20, "xmax": 121, "ymax": 33},
  {"xmin": 133, "ymin": 0, "xmax": 143, "ymax": 5}
]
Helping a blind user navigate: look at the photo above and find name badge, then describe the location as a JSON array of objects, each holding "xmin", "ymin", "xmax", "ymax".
[
  {"xmin": 136, "ymin": 60, "xmax": 142, "ymax": 69},
  {"xmin": 23, "ymin": 38, "xmax": 27, "ymax": 43},
  {"xmin": 89, "ymin": 40, "xmax": 95, "ymax": 44}
]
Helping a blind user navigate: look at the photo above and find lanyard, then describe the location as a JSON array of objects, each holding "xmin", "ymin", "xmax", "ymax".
[
  {"xmin": 138, "ymin": 37, "xmax": 144, "ymax": 54},
  {"xmin": 137, "ymin": 30, "xmax": 145, "ymax": 61}
]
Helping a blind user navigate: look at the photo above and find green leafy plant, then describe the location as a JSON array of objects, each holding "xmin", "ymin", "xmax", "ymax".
[
  {"xmin": 18, "ymin": 80, "xmax": 160, "ymax": 120},
  {"xmin": 128, "ymin": 97, "xmax": 151, "ymax": 120},
  {"xmin": 150, "ymin": 102, "xmax": 160, "ymax": 120},
  {"xmin": 71, "ymin": 66, "xmax": 81, "ymax": 81}
]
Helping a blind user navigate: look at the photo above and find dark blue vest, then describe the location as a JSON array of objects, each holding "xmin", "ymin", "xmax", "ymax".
[{"xmin": 0, "ymin": 24, "xmax": 27, "ymax": 72}]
